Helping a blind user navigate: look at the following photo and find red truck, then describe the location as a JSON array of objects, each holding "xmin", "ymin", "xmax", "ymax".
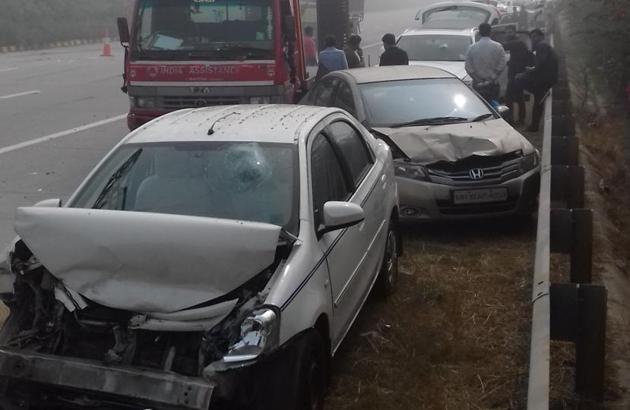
[{"xmin": 118, "ymin": 0, "xmax": 355, "ymax": 130}]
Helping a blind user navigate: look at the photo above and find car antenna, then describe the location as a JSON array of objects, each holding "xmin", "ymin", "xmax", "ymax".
[{"xmin": 208, "ymin": 111, "xmax": 239, "ymax": 135}]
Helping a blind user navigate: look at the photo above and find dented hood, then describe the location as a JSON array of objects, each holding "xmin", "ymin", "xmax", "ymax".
[
  {"xmin": 374, "ymin": 119, "xmax": 534, "ymax": 164},
  {"xmin": 14, "ymin": 207, "xmax": 281, "ymax": 313}
]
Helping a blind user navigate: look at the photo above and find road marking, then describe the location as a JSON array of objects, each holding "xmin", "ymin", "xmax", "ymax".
[
  {"xmin": 0, "ymin": 90, "xmax": 40, "ymax": 100},
  {"xmin": 0, "ymin": 67, "xmax": 18, "ymax": 73},
  {"xmin": 0, "ymin": 114, "xmax": 126, "ymax": 156}
]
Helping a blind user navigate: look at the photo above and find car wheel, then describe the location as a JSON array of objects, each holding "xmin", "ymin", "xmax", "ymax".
[
  {"xmin": 376, "ymin": 221, "xmax": 399, "ymax": 297},
  {"xmin": 294, "ymin": 331, "xmax": 327, "ymax": 410}
]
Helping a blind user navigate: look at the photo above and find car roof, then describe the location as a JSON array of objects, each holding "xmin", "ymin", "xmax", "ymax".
[
  {"xmin": 125, "ymin": 105, "xmax": 339, "ymax": 145},
  {"xmin": 401, "ymin": 27, "xmax": 476, "ymax": 37},
  {"xmin": 334, "ymin": 66, "xmax": 457, "ymax": 84}
]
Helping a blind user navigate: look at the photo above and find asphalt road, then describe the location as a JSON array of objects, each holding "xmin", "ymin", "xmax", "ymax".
[{"xmin": 0, "ymin": 0, "xmax": 436, "ymax": 247}]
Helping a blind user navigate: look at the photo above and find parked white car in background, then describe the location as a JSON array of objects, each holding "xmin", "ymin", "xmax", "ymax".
[
  {"xmin": 0, "ymin": 105, "xmax": 400, "ymax": 410},
  {"xmin": 397, "ymin": 27, "xmax": 476, "ymax": 85}
]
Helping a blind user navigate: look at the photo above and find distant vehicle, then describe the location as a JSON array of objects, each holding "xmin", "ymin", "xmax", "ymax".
[
  {"xmin": 397, "ymin": 27, "xmax": 476, "ymax": 85},
  {"xmin": 415, "ymin": 1, "xmax": 503, "ymax": 27},
  {"xmin": 0, "ymin": 105, "xmax": 400, "ymax": 409},
  {"xmin": 117, "ymin": 0, "xmax": 356, "ymax": 130},
  {"xmin": 301, "ymin": 66, "xmax": 540, "ymax": 220}
]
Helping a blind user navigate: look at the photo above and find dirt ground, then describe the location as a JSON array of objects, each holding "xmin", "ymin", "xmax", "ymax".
[{"xmin": 326, "ymin": 220, "xmax": 535, "ymax": 410}]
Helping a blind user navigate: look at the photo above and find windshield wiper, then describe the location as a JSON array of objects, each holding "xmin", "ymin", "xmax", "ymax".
[
  {"xmin": 93, "ymin": 149, "xmax": 143, "ymax": 210},
  {"xmin": 391, "ymin": 116, "xmax": 469, "ymax": 128},
  {"xmin": 471, "ymin": 113, "xmax": 494, "ymax": 122}
]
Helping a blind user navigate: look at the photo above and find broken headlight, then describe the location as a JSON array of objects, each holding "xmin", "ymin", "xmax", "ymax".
[
  {"xmin": 394, "ymin": 160, "xmax": 430, "ymax": 182},
  {"xmin": 223, "ymin": 307, "xmax": 280, "ymax": 363},
  {"xmin": 520, "ymin": 151, "xmax": 540, "ymax": 173}
]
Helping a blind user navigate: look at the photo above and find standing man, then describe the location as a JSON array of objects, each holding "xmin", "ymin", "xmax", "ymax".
[
  {"xmin": 465, "ymin": 23, "xmax": 508, "ymax": 103},
  {"xmin": 516, "ymin": 28, "xmax": 558, "ymax": 131},
  {"xmin": 316, "ymin": 36, "xmax": 348, "ymax": 80},
  {"xmin": 303, "ymin": 26, "xmax": 318, "ymax": 67},
  {"xmin": 344, "ymin": 34, "xmax": 365, "ymax": 69},
  {"xmin": 503, "ymin": 25, "xmax": 533, "ymax": 124},
  {"xmin": 379, "ymin": 33, "xmax": 409, "ymax": 66}
]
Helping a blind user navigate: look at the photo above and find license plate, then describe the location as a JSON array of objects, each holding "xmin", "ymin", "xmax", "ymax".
[{"xmin": 453, "ymin": 188, "xmax": 509, "ymax": 205}]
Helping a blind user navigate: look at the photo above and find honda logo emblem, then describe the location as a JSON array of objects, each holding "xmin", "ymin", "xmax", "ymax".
[{"xmin": 469, "ymin": 168, "xmax": 485, "ymax": 180}]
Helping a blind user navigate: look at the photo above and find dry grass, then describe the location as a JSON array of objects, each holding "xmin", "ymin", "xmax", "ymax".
[{"xmin": 326, "ymin": 221, "xmax": 535, "ymax": 409}]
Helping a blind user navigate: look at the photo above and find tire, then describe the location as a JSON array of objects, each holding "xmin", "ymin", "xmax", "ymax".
[
  {"xmin": 375, "ymin": 220, "xmax": 399, "ymax": 297},
  {"xmin": 292, "ymin": 331, "xmax": 328, "ymax": 410}
]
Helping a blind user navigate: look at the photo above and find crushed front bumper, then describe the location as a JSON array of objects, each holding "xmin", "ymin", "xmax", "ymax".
[
  {"xmin": 397, "ymin": 168, "xmax": 541, "ymax": 221},
  {"xmin": 0, "ymin": 349, "xmax": 214, "ymax": 409}
]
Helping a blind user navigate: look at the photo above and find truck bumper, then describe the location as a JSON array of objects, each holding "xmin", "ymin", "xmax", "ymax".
[{"xmin": 0, "ymin": 349, "xmax": 214, "ymax": 409}]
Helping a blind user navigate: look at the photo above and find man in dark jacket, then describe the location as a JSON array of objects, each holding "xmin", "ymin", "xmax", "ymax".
[
  {"xmin": 379, "ymin": 33, "xmax": 409, "ymax": 66},
  {"xmin": 503, "ymin": 25, "xmax": 533, "ymax": 125},
  {"xmin": 516, "ymin": 28, "xmax": 558, "ymax": 131},
  {"xmin": 344, "ymin": 34, "xmax": 365, "ymax": 69}
]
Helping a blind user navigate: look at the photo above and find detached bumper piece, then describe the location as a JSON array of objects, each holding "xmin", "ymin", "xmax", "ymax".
[{"xmin": 0, "ymin": 349, "xmax": 214, "ymax": 410}]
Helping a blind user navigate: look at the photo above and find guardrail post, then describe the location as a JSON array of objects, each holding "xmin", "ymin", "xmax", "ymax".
[
  {"xmin": 551, "ymin": 166, "xmax": 585, "ymax": 209},
  {"xmin": 575, "ymin": 284, "xmax": 607, "ymax": 400},
  {"xmin": 551, "ymin": 136, "xmax": 579, "ymax": 166},
  {"xmin": 570, "ymin": 209, "xmax": 593, "ymax": 284},
  {"xmin": 550, "ymin": 209, "xmax": 593, "ymax": 283}
]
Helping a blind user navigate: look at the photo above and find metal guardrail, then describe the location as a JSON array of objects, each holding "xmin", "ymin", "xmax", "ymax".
[{"xmin": 526, "ymin": 25, "xmax": 608, "ymax": 409}]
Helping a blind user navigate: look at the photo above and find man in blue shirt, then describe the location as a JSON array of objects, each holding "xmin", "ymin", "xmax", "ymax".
[{"xmin": 316, "ymin": 36, "xmax": 348, "ymax": 80}]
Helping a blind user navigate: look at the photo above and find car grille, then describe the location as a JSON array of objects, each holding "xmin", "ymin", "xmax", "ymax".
[
  {"xmin": 427, "ymin": 154, "xmax": 523, "ymax": 186},
  {"xmin": 161, "ymin": 95, "xmax": 242, "ymax": 109}
]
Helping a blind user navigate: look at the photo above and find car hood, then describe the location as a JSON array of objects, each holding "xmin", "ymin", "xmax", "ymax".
[
  {"xmin": 409, "ymin": 60, "xmax": 467, "ymax": 79},
  {"xmin": 14, "ymin": 207, "xmax": 281, "ymax": 314},
  {"xmin": 373, "ymin": 119, "xmax": 535, "ymax": 164}
]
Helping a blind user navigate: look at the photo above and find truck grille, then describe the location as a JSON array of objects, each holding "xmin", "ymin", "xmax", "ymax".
[
  {"xmin": 161, "ymin": 96, "xmax": 242, "ymax": 109},
  {"xmin": 427, "ymin": 154, "xmax": 522, "ymax": 186}
]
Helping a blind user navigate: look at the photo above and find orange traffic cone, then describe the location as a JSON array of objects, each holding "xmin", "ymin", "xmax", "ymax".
[{"xmin": 101, "ymin": 32, "xmax": 112, "ymax": 57}]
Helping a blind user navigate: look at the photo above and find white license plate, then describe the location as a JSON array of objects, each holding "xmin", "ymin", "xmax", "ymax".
[{"xmin": 453, "ymin": 188, "xmax": 509, "ymax": 205}]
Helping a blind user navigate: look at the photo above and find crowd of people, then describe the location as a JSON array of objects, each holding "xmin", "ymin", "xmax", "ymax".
[{"xmin": 305, "ymin": 21, "xmax": 558, "ymax": 132}]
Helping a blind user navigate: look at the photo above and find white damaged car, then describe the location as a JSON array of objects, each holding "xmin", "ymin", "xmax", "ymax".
[{"xmin": 0, "ymin": 105, "xmax": 399, "ymax": 410}]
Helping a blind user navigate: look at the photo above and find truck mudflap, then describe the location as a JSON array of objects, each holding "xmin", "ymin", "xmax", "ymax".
[{"xmin": 0, "ymin": 349, "xmax": 214, "ymax": 409}]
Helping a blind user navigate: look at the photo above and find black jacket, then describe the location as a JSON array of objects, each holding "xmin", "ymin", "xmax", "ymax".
[
  {"xmin": 531, "ymin": 42, "xmax": 558, "ymax": 88},
  {"xmin": 504, "ymin": 39, "xmax": 532, "ymax": 79},
  {"xmin": 379, "ymin": 46, "xmax": 409, "ymax": 66}
]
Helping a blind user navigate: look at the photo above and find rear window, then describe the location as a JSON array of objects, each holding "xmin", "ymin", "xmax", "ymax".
[{"xmin": 398, "ymin": 35, "xmax": 472, "ymax": 61}]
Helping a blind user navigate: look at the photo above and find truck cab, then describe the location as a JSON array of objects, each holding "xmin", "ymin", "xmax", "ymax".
[{"xmin": 119, "ymin": 0, "xmax": 351, "ymax": 130}]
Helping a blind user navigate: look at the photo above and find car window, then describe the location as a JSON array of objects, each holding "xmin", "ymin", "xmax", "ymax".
[
  {"xmin": 311, "ymin": 134, "xmax": 350, "ymax": 228},
  {"xmin": 359, "ymin": 78, "xmax": 494, "ymax": 127},
  {"xmin": 326, "ymin": 122, "xmax": 373, "ymax": 186},
  {"xmin": 332, "ymin": 81, "xmax": 356, "ymax": 116},
  {"xmin": 397, "ymin": 35, "xmax": 472, "ymax": 62}
]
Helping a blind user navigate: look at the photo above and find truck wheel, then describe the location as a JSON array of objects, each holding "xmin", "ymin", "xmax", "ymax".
[
  {"xmin": 293, "ymin": 331, "xmax": 327, "ymax": 410},
  {"xmin": 376, "ymin": 221, "xmax": 399, "ymax": 297}
]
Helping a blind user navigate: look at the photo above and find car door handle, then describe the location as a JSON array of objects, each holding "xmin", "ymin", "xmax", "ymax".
[{"xmin": 381, "ymin": 174, "xmax": 387, "ymax": 189}]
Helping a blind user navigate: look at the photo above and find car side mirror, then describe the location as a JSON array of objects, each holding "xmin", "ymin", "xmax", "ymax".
[
  {"xmin": 496, "ymin": 105, "xmax": 511, "ymax": 119},
  {"xmin": 33, "ymin": 198, "xmax": 62, "ymax": 208},
  {"xmin": 117, "ymin": 17, "xmax": 131, "ymax": 47},
  {"xmin": 319, "ymin": 201, "xmax": 365, "ymax": 236}
]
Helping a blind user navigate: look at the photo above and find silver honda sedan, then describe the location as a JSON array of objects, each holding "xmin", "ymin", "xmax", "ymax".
[
  {"xmin": 0, "ymin": 105, "xmax": 399, "ymax": 410},
  {"xmin": 301, "ymin": 66, "xmax": 540, "ymax": 221}
]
